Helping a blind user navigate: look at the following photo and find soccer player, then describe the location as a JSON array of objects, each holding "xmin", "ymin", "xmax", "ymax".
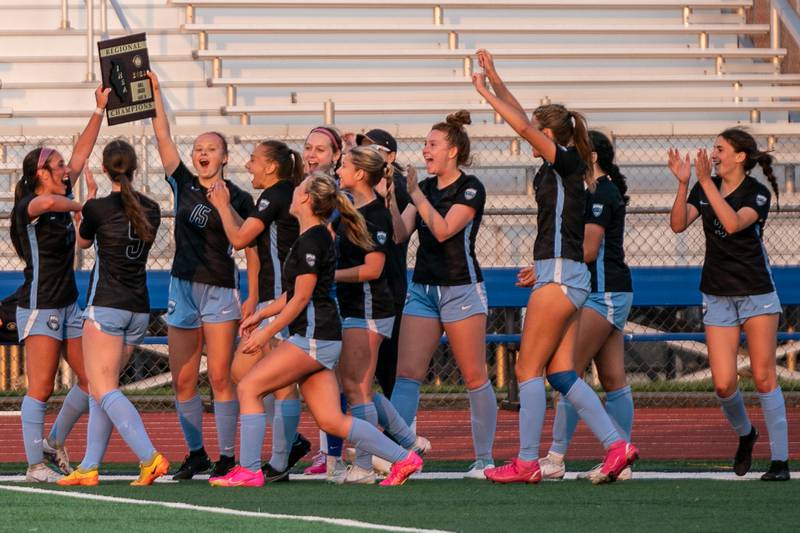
[
  {"xmin": 387, "ymin": 111, "xmax": 498, "ymax": 479},
  {"xmin": 209, "ymin": 173, "xmax": 424, "ymax": 487},
  {"xmin": 207, "ymin": 140, "xmax": 311, "ymax": 482},
  {"xmin": 333, "ymin": 147, "xmax": 429, "ymax": 484},
  {"xmin": 58, "ymin": 140, "xmax": 167, "ymax": 486},
  {"xmin": 539, "ymin": 131, "xmax": 636, "ymax": 482},
  {"xmin": 11, "ymin": 86, "xmax": 109, "ymax": 482},
  {"xmin": 473, "ymin": 49, "xmax": 638, "ymax": 484},
  {"xmin": 148, "ymin": 71, "xmax": 258, "ymax": 479},
  {"xmin": 669, "ymin": 129, "xmax": 789, "ymax": 481}
]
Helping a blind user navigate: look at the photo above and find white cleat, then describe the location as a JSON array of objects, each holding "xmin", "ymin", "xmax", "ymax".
[
  {"xmin": 25, "ymin": 463, "xmax": 64, "ymax": 483},
  {"xmin": 334, "ymin": 464, "xmax": 377, "ymax": 485},
  {"xmin": 464, "ymin": 459, "xmax": 495, "ymax": 480},
  {"xmin": 539, "ymin": 451, "xmax": 566, "ymax": 480},
  {"xmin": 577, "ymin": 463, "xmax": 633, "ymax": 482},
  {"xmin": 42, "ymin": 438, "xmax": 73, "ymax": 475},
  {"xmin": 325, "ymin": 455, "xmax": 347, "ymax": 483},
  {"xmin": 412, "ymin": 436, "xmax": 432, "ymax": 457}
]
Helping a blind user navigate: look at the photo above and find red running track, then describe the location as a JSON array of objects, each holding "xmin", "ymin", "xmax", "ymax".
[{"xmin": 1, "ymin": 408, "xmax": 798, "ymax": 464}]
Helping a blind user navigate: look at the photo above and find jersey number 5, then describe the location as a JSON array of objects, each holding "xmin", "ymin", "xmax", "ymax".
[{"xmin": 126, "ymin": 222, "xmax": 145, "ymax": 260}]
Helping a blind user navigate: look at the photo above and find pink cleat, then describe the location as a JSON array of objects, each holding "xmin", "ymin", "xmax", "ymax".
[
  {"xmin": 593, "ymin": 440, "xmax": 639, "ymax": 485},
  {"xmin": 484, "ymin": 458, "xmax": 542, "ymax": 484},
  {"xmin": 379, "ymin": 452, "xmax": 423, "ymax": 486},
  {"xmin": 303, "ymin": 451, "xmax": 327, "ymax": 475},
  {"xmin": 209, "ymin": 465, "xmax": 264, "ymax": 487}
]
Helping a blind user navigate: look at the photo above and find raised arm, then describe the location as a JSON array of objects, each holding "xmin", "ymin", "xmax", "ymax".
[
  {"xmin": 668, "ymin": 149, "xmax": 700, "ymax": 233},
  {"xmin": 67, "ymin": 86, "xmax": 111, "ymax": 185},
  {"xmin": 477, "ymin": 49, "xmax": 526, "ymax": 116},
  {"xmin": 695, "ymin": 149, "xmax": 759, "ymax": 234},
  {"xmin": 147, "ymin": 71, "xmax": 181, "ymax": 176},
  {"xmin": 407, "ymin": 165, "xmax": 475, "ymax": 243}
]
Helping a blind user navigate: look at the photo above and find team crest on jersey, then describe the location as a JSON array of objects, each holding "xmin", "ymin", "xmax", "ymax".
[
  {"xmin": 376, "ymin": 231, "xmax": 387, "ymax": 245},
  {"xmin": 756, "ymin": 194, "xmax": 767, "ymax": 207},
  {"xmin": 464, "ymin": 188, "xmax": 477, "ymax": 200},
  {"xmin": 47, "ymin": 314, "xmax": 60, "ymax": 331},
  {"xmin": 592, "ymin": 203, "xmax": 604, "ymax": 217},
  {"xmin": 258, "ymin": 199, "xmax": 270, "ymax": 211},
  {"xmin": 305, "ymin": 253, "xmax": 317, "ymax": 267}
]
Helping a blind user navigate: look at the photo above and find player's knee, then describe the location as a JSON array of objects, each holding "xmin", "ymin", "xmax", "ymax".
[{"xmin": 714, "ymin": 383, "xmax": 737, "ymax": 398}]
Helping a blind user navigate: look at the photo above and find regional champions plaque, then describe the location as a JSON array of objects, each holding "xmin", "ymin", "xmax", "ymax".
[{"xmin": 98, "ymin": 32, "xmax": 155, "ymax": 126}]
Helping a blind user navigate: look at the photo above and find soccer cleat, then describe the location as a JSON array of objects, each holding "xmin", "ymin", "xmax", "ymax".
[
  {"xmin": 131, "ymin": 453, "xmax": 170, "ymax": 486},
  {"xmin": 24, "ymin": 463, "xmax": 63, "ymax": 483},
  {"xmin": 464, "ymin": 459, "xmax": 496, "ymax": 480},
  {"xmin": 209, "ymin": 465, "xmax": 264, "ymax": 487},
  {"xmin": 211, "ymin": 455, "xmax": 236, "ymax": 478},
  {"xmin": 379, "ymin": 452, "xmax": 423, "ymax": 486},
  {"xmin": 733, "ymin": 426, "xmax": 759, "ymax": 476},
  {"xmin": 372, "ymin": 455, "xmax": 392, "ymax": 476},
  {"xmin": 172, "ymin": 448, "xmax": 212, "ymax": 480},
  {"xmin": 761, "ymin": 460, "xmax": 790, "ymax": 481},
  {"xmin": 303, "ymin": 450, "xmax": 327, "ymax": 475},
  {"xmin": 539, "ymin": 451, "xmax": 566, "ymax": 480},
  {"xmin": 593, "ymin": 440, "xmax": 639, "ymax": 485},
  {"xmin": 578, "ymin": 463, "xmax": 633, "ymax": 482},
  {"xmin": 261, "ymin": 462, "xmax": 290, "ymax": 483},
  {"xmin": 287, "ymin": 433, "xmax": 311, "ymax": 471},
  {"xmin": 484, "ymin": 458, "xmax": 541, "ymax": 484},
  {"xmin": 334, "ymin": 464, "xmax": 377, "ymax": 485},
  {"xmin": 412, "ymin": 436, "xmax": 432, "ymax": 457},
  {"xmin": 57, "ymin": 467, "xmax": 99, "ymax": 486},
  {"xmin": 326, "ymin": 455, "xmax": 347, "ymax": 483},
  {"xmin": 42, "ymin": 438, "xmax": 73, "ymax": 475}
]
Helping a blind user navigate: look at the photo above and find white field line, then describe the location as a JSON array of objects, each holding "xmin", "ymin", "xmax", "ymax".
[
  {"xmin": 0, "ymin": 471, "xmax": 795, "ymax": 482},
  {"xmin": 0, "ymin": 484, "xmax": 455, "ymax": 533}
]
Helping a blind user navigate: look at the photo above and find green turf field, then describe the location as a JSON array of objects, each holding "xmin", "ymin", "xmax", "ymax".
[{"xmin": 1, "ymin": 467, "xmax": 798, "ymax": 533}]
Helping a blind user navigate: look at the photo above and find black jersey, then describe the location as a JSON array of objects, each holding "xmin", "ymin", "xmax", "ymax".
[
  {"xmin": 166, "ymin": 162, "xmax": 254, "ymax": 289},
  {"xmin": 533, "ymin": 146, "xmax": 587, "ymax": 263},
  {"xmin": 252, "ymin": 180, "xmax": 299, "ymax": 302},
  {"xmin": 80, "ymin": 192, "xmax": 162, "ymax": 313},
  {"xmin": 334, "ymin": 197, "xmax": 395, "ymax": 320},
  {"xmin": 412, "ymin": 173, "xmax": 485, "ymax": 286},
  {"xmin": 384, "ymin": 168, "xmax": 411, "ymax": 309},
  {"xmin": 585, "ymin": 177, "xmax": 632, "ymax": 293},
  {"xmin": 687, "ymin": 176, "xmax": 775, "ymax": 296},
  {"xmin": 13, "ymin": 184, "xmax": 78, "ymax": 309},
  {"xmin": 282, "ymin": 224, "xmax": 341, "ymax": 340}
]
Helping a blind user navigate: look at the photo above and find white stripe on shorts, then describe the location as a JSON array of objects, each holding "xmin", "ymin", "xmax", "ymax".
[
  {"xmin": 604, "ymin": 292, "xmax": 615, "ymax": 324},
  {"xmin": 22, "ymin": 309, "xmax": 39, "ymax": 339}
]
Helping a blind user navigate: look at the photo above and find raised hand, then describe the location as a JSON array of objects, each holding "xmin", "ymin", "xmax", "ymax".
[
  {"xmin": 476, "ymin": 49, "xmax": 497, "ymax": 76},
  {"xmin": 667, "ymin": 148, "xmax": 691, "ymax": 185},
  {"xmin": 694, "ymin": 149, "xmax": 712, "ymax": 185},
  {"xmin": 206, "ymin": 180, "xmax": 230, "ymax": 209},
  {"xmin": 95, "ymin": 85, "xmax": 111, "ymax": 109},
  {"xmin": 83, "ymin": 162, "xmax": 97, "ymax": 200},
  {"xmin": 471, "ymin": 71, "xmax": 491, "ymax": 98},
  {"xmin": 406, "ymin": 164, "xmax": 419, "ymax": 194},
  {"xmin": 146, "ymin": 70, "xmax": 160, "ymax": 92}
]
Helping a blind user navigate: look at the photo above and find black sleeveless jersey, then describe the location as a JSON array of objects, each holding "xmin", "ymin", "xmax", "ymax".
[
  {"xmin": 334, "ymin": 198, "xmax": 395, "ymax": 320},
  {"xmin": 687, "ymin": 176, "xmax": 775, "ymax": 296},
  {"xmin": 166, "ymin": 161, "xmax": 254, "ymax": 288},
  {"xmin": 585, "ymin": 177, "xmax": 632, "ymax": 293},
  {"xmin": 282, "ymin": 224, "xmax": 341, "ymax": 340},
  {"xmin": 80, "ymin": 192, "xmax": 162, "ymax": 313},
  {"xmin": 251, "ymin": 180, "xmax": 299, "ymax": 302}
]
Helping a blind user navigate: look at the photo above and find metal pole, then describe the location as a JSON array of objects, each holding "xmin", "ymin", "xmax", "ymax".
[
  {"xmin": 61, "ymin": 0, "xmax": 71, "ymax": 29},
  {"xmin": 86, "ymin": 0, "xmax": 96, "ymax": 82},
  {"xmin": 101, "ymin": 0, "xmax": 108, "ymax": 36},
  {"xmin": 771, "ymin": 1, "xmax": 781, "ymax": 50}
]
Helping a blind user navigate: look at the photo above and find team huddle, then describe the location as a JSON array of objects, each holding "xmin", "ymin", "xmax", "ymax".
[{"xmin": 11, "ymin": 50, "xmax": 790, "ymax": 487}]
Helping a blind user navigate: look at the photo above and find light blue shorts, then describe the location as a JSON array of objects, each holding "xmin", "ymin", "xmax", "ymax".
[
  {"xmin": 342, "ymin": 316, "xmax": 395, "ymax": 338},
  {"xmin": 702, "ymin": 291, "xmax": 782, "ymax": 327},
  {"xmin": 532, "ymin": 258, "xmax": 590, "ymax": 309},
  {"xmin": 256, "ymin": 300, "xmax": 288, "ymax": 340},
  {"xmin": 403, "ymin": 282, "xmax": 488, "ymax": 323},
  {"xmin": 166, "ymin": 276, "xmax": 241, "ymax": 329},
  {"xmin": 83, "ymin": 306, "xmax": 150, "ymax": 346},
  {"xmin": 17, "ymin": 302, "xmax": 83, "ymax": 342},
  {"xmin": 286, "ymin": 334, "xmax": 342, "ymax": 370},
  {"xmin": 584, "ymin": 292, "xmax": 633, "ymax": 331}
]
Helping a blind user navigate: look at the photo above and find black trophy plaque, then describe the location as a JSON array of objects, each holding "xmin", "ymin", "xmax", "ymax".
[{"xmin": 97, "ymin": 32, "xmax": 155, "ymax": 126}]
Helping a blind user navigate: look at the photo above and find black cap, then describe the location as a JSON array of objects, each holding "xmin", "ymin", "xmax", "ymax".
[{"xmin": 356, "ymin": 129, "xmax": 397, "ymax": 153}]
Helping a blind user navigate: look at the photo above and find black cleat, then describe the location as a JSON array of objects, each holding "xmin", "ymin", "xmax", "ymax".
[
  {"xmin": 172, "ymin": 448, "xmax": 212, "ymax": 480},
  {"xmin": 211, "ymin": 455, "xmax": 236, "ymax": 478},
  {"xmin": 261, "ymin": 462, "xmax": 290, "ymax": 483},
  {"xmin": 733, "ymin": 426, "xmax": 759, "ymax": 476},
  {"xmin": 286, "ymin": 433, "xmax": 311, "ymax": 471},
  {"xmin": 761, "ymin": 460, "xmax": 790, "ymax": 481}
]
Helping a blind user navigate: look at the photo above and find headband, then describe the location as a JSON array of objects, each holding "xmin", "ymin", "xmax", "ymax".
[
  {"xmin": 308, "ymin": 127, "xmax": 341, "ymax": 151},
  {"xmin": 37, "ymin": 148, "xmax": 55, "ymax": 170}
]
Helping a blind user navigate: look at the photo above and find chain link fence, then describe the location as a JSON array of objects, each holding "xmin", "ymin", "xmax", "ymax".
[{"xmin": 1, "ymin": 132, "xmax": 799, "ymax": 409}]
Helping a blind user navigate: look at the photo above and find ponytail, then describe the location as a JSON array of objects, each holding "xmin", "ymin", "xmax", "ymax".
[
  {"xmin": 10, "ymin": 148, "xmax": 51, "ymax": 258},
  {"xmin": 335, "ymin": 191, "xmax": 375, "ymax": 251},
  {"xmin": 533, "ymin": 104, "xmax": 593, "ymax": 189},
  {"xmin": 103, "ymin": 140, "xmax": 154, "ymax": 242},
  {"xmin": 756, "ymin": 152, "xmax": 780, "ymax": 211},
  {"xmin": 260, "ymin": 140, "xmax": 303, "ymax": 186},
  {"xmin": 569, "ymin": 111, "xmax": 594, "ymax": 190},
  {"xmin": 349, "ymin": 146, "xmax": 392, "ymax": 187},
  {"xmin": 589, "ymin": 130, "xmax": 629, "ymax": 205}
]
